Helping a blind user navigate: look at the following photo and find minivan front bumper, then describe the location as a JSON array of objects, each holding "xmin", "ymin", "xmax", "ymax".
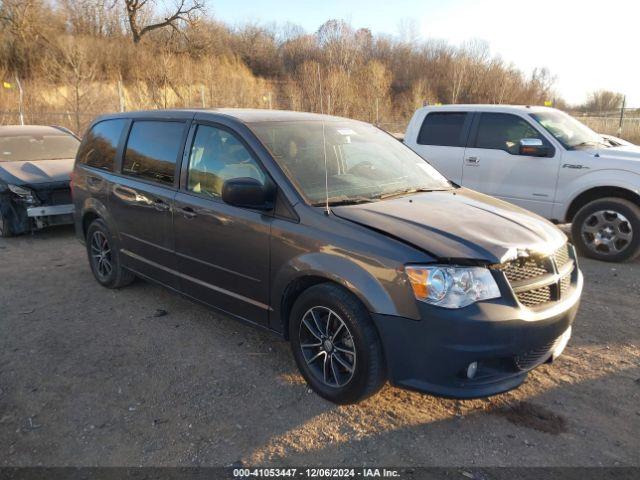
[{"xmin": 371, "ymin": 269, "xmax": 583, "ymax": 399}]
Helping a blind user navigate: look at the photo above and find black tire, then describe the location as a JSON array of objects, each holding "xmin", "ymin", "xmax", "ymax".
[
  {"xmin": 86, "ymin": 218, "xmax": 135, "ymax": 288},
  {"xmin": 289, "ymin": 283, "xmax": 386, "ymax": 404},
  {"xmin": 571, "ymin": 197, "xmax": 640, "ymax": 262},
  {"xmin": 0, "ymin": 214, "xmax": 13, "ymax": 238}
]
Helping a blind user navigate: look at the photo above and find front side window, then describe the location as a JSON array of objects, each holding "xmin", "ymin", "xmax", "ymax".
[
  {"xmin": 122, "ymin": 121, "xmax": 185, "ymax": 185},
  {"xmin": 530, "ymin": 110, "xmax": 609, "ymax": 150},
  {"xmin": 187, "ymin": 124, "xmax": 265, "ymax": 198},
  {"xmin": 474, "ymin": 113, "xmax": 547, "ymax": 154},
  {"xmin": 250, "ymin": 120, "xmax": 451, "ymax": 205},
  {"xmin": 417, "ymin": 112, "xmax": 468, "ymax": 147},
  {"xmin": 0, "ymin": 131, "xmax": 79, "ymax": 163},
  {"xmin": 77, "ymin": 119, "xmax": 126, "ymax": 171}
]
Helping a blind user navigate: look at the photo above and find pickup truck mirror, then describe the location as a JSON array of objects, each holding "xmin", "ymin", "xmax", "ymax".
[
  {"xmin": 519, "ymin": 138, "xmax": 550, "ymax": 157},
  {"xmin": 221, "ymin": 177, "xmax": 274, "ymax": 210}
]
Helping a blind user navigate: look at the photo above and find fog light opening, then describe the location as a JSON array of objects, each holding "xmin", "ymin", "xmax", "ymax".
[{"xmin": 466, "ymin": 361, "xmax": 478, "ymax": 379}]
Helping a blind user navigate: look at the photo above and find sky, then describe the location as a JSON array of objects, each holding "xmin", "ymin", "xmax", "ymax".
[{"xmin": 209, "ymin": 0, "xmax": 640, "ymax": 107}]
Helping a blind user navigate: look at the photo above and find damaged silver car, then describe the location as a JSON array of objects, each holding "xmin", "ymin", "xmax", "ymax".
[{"xmin": 0, "ymin": 125, "xmax": 79, "ymax": 237}]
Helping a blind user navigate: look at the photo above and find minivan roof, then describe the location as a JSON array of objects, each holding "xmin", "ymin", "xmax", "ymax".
[
  {"xmin": 96, "ymin": 108, "xmax": 354, "ymax": 124},
  {"xmin": 0, "ymin": 125, "xmax": 70, "ymax": 136}
]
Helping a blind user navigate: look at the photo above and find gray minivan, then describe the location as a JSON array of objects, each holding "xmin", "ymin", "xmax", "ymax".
[{"xmin": 72, "ymin": 109, "xmax": 582, "ymax": 404}]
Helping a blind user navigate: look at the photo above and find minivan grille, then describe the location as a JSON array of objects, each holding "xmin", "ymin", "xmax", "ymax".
[
  {"xmin": 514, "ymin": 337, "xmax": 557, "ymax": 371},
  {"xmin": 494, "ymin": 244, "xmax": 576, "ymax": 309}
]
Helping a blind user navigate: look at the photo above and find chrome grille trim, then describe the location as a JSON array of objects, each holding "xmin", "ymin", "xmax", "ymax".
[{"xmin": 493, "ymin": 244, "xmax": 576, "ymax": 309}]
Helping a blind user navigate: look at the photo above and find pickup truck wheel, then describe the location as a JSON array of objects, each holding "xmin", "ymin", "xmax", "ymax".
[
  {"xmin": 572, "ymin": 197, "xmax": 640, "ymax": 262},
  {"xmin": 86, "ymin": 219, "xmax": 135, "ymax": 288},
  {"xmin": 289, "ymin": 283, "xmax": 386, "ymax": 404},
  {"xmin": 0, "ymin": 214, "xmax": 13, "ymax": 238}
]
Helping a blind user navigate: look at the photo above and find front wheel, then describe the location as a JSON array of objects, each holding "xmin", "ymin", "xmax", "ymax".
[
  {"xmin": 0, "ymin": 214, "xmax": 13, "ymax": 238},
  {"xmin": 571, "ymin": 197, "xmax": 640, "ymax": 262},
  {"xmin": 289, "ymin": 283, "xmax": 386, "ymax": 404}
]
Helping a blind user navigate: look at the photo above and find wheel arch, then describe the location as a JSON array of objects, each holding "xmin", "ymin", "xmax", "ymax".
[
  {"xmin": 272, "ymin": 253, "xmax": 419, "ymax": 339},
  {"xmin": 565, "ymin": 186, "xmax": 640, "ymax": 222}
]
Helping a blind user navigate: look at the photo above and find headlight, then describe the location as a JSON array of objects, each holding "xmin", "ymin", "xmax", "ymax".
[
  {"xmin": 405, "ymin": 265, "xmax": 501, "ymax": 309},
  {"xmin": 8, "ymin": 184, "xmax": 38, "ymax": 204}
]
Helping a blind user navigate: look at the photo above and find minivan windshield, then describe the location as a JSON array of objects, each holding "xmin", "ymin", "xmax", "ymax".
[
  {"xmin": 530, "ymin": 110, "xmax": 609, "ymax": 150},
  {"xmin": 0, "ymin": 133, "xmax": 79, "ymax": 162},
  {"xmin": 250, "ymin": 120, "xmax": 451, "ymax": 205}
]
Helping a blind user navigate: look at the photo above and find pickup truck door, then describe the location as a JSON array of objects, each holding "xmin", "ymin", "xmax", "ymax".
[
  {"xmin": 461, "ymin": 112, "xmax": 560, "ymax": 218},
  {"xmin": 407, "ymin": 111, "xmax": 472, "ymax": 184}
]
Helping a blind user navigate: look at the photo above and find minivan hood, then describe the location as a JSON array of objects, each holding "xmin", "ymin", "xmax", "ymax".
[
  {"xmin": 0, "ymin": 159, "xmax": 74, "ymax": 186},
  {"xmin": 332, "ymin": 189, "xmax": 566, "ymax": 264}
]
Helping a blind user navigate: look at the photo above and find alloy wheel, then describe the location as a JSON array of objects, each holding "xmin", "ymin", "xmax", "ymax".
[
  {"xmin": 581, "ymin": 210, "xmax": 633, "ymax": 256},
  {"xmin": 298, "ymin": 306, "xmax": 356, "ymax": 388},
  {"xmin": 90, "ymin": 230, "xmax": 113, "ymax": 279}
]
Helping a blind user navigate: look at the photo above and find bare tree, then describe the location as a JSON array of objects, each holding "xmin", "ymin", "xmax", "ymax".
[
  {"xmin": 584, "ymin": 90, "xmax": 624, "ymax": 113},
  {"xmin": 123, "ymin": 0, "xmax": 205, "ymax": 43}
]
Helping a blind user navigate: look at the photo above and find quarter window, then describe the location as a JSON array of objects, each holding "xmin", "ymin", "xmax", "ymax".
[
  {"xmin": 187, "ymin": 125, "xmax": 265, "ymax": 198},
  {"xmin": 77, "ymin": 119, "xmax": 126, "ymax": 171},
  {"xmin": 417, "ymin": 112, "xmax": 468, "ymax": 147},
  {"xmin": 474, "ymin": 113, "xmax": 547, "ymax": 154},
  {"xmin": 122, "ymin": 121, "xmax": 185, "ymax": 185}
]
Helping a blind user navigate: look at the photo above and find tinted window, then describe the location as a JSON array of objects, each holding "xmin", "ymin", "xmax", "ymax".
[
  {"xmin": 474, "ymin": 113, "xmax": 546, "ymax": 154},
  {"xmin": 417, "ymin": 112, "xmax": 468, "ymax": 147},
  {"xmin": 122, "ymin": 121, "xmax": 185, "ymax": 185},
  {"xmin": 77, "ymin": 119, "xmax": 126, "ymax": 171},
  {"xmin": 187, "ymin": 124, "xmax": 265, "ymax": 198}
]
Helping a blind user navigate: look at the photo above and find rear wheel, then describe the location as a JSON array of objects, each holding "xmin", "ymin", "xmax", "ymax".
[
  {"xmin": 86, "ymin": 219, "xmax": 135, "ymax": 288},
  {"xmin": 571, "ymin": 197, "xmax": 640, "ymax": 262},
  {"xmin": 289, "ymin": 283, "xmax": 385, "ymax": 404}
]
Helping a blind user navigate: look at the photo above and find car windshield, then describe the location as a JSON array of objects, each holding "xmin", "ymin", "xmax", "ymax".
[
  {"xmin": 250, "ymin": 120, "xmax": 451, "ymax": 205},
  {"xmin": 530, "ymin": 110, "xmax": 608, "ymax": 150},
  {"xmin": 0, "ymin": 133, "xmax": 79, "ymax": 162}
]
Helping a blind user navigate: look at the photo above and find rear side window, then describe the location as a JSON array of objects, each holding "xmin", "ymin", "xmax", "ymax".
[
  {"xmin": 122, "ymin": 121, "xmax": 185, "ymax": 186},
  {"xmin": 474, "ymin": 113, "xmax": 546, "ymax": 154},
  {"xmin": 417, "ymin": 112, "xmax": 468, "ymax": 147},
  {"xmin": 77, "ymin": 119, "xmax": 126, "ymax": 171}
]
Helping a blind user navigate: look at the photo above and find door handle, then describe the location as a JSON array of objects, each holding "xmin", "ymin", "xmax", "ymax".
[
  {"xmin": 466, "ymin": 156, "xmax": 480, "ymax": 164},
  {"xmin": 180, "ymin": 206, "xmax": 197, "ymax": 219},
  {"xmin": 153, "ymin": 199, "xmax": 170, "ymax": 212}
]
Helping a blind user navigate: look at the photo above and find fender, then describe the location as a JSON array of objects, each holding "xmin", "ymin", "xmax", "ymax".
[
  {"xmin": 77, "ymin": 196, "xmax": 119, "ymax": 243},
  {"xmin": 270, "ymin": 251, "xmax": 422, "ymax": 333},
  {"xmin": 553, "ymin": 169, "xmax": 640, "ymax": 221}
]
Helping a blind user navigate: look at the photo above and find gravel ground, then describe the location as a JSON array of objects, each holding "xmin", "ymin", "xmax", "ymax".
[{"xmin": 0, "ymin": 226, "xmax": 639, "ymax": 467}]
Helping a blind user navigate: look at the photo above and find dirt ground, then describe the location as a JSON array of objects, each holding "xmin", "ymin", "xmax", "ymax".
[{"xmin": 0, "ymin": 226, "xmax": 639, "ymax": 467}]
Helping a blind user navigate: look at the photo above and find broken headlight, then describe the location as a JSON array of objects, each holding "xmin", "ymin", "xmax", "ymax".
[
  {"xmin": 405, "ymin": 265, "xmax": 501, "ymax": 308},
  {"xmin": 8, "ymin": 184, "xmax": 39, "ymax": 205}
]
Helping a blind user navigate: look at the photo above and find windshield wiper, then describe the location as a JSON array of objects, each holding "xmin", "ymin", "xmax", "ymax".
[
  {"xmin": 313, "ymin": 196, "xmax": 377, "ymax": 207},
  {"xmin": 378, "ymin": 187, "xmax": 440, "ymax": 200},
  {"xmin": 570, "ymin": 140, "xmax": 609, "ymax": 150}
]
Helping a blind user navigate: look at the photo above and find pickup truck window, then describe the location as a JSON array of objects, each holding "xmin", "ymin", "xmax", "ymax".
[
  {"xmin": 187, "ymin": 124, "xmax": 265, "ymax": 198},
  {"xmin": 417, "ymin": 112, "xmax": 468, "ymax": 147},
  {"xmin": 530, "ymin": 110, "xmax": 609, "ymax": 150},
  {"xmin": 474, "ymin": 113, "xmax": 547, "ymax": 155},
  {"xmin": 122, "ymin": 121, "xmax": 185, "ymax": 186},
  {"xmin": 77, "ymin": 119, "xmax": 126, "ymax": 172}
]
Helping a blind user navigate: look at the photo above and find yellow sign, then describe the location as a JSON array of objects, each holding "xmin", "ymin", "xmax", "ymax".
[
  {"xmin": 2, "ymin": 81, "xmax": 13, "ymax": 89},
  {"xmin": 544, "ymin": 100, "xmax": 553, "ymax": 106}
]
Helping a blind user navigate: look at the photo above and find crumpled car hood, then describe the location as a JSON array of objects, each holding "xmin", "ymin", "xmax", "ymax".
[
  {"xmin": 332, "ymin": 188, "xmax": 566, "ymax": 264},
  {"xmin": 0, "ymin": 159, "xmax": 74, "ymax": 186}
]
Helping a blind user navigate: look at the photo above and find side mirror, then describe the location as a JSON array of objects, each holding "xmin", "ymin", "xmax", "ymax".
[
  {"xmin": 519, "ymin": 138, "xmax": 551, "ymax": 157},
  {"xmin": 221, "ymin": 177, "xmax": 274, "ymax": 210}
]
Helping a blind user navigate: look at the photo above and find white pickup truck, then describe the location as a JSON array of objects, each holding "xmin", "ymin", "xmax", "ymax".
[{"xmin": 404, "ymin": 105, "xmax": 640, "ymax": 262}]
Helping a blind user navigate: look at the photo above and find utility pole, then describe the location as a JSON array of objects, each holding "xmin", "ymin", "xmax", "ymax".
[
  {"xmin": 200, "ymin": 85, "xmax": 206, "ymax": 108},
  {"xmin": 117, "ymin": 80, "xmax": 125, "ymax": 112},
  {"xmin": 618, "ymin": 95, "xmax": 626, "ymax": 136},
  {"xmin": 15, "ymin": 74, "xmax": 24, "ymax": 125}
]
